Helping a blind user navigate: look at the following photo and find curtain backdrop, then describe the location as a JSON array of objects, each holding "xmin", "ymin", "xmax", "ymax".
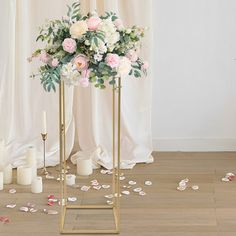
[{"xmin": 0, "ymin": 0, "xmax": 153, "ymax": 169}]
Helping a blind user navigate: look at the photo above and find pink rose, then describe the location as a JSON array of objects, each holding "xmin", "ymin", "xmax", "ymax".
[
  {"xmin": 62, "ymin": 38, "xmax": 77, "ymax": 53},
  {"xmin": 39, "ymin": 51, "xmax": 50, "ymax": 63},
  {"xmin": 80, "ymin": 70, "xmax": 90, "ymax": 87},
  {"xmin": 87, "ymin": 17, "xmax": 101, "ymax": 30},
  {"xmin": 105, "ymin": 53, "xmax": 120, "ymax": 68},
  {"xmin": 126, "ymin": 49, "xmax": 138, "ymax": 62},
  {"xmin": 73, "ymin": 54, "xmax": 89, "ymax": 71},
  {"xmin": 142, "ymin": 61, "xmax": 149, "ymax": 70},
  {"xmin": 114, "ymin": 19, "xmax": 124, "ymax": 30},
  {"xmin": 51, "ymin": 58, "xmax": 59, "ymax": 67}
]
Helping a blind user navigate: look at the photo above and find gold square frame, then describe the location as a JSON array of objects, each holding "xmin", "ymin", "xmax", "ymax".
[{"xmin": 59, "ymin": 79, "xmax": 121, "ymax": 234}]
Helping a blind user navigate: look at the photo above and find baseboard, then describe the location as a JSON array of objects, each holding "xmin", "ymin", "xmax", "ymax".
[{"xmin": 153, "ymin": 138, "xmax": 236, "ymax": 151}]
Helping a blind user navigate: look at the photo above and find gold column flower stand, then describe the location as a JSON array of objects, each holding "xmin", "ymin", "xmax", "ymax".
[{"xmin": 59, "ymin": 79, "xmax": 121, "ymax": 234}]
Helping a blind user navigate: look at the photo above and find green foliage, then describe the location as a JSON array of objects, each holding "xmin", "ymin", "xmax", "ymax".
[{"xmin": 67, "ymin": 2, "xmax": 81, "ymax": 21}]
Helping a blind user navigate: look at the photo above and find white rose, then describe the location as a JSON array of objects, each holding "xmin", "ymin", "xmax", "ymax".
[
  {"xmin": 70, "ymin": 20, "xmax": 88, "ymax": 39},
  {"xmin": 117, "ymin": 57, "xmax": 131, "ymax": 78}
]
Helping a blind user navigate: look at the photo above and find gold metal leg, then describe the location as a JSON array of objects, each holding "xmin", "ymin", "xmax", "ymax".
[{"xmin": 59, "ymin": 79, "xmax": 121, "ymax": 234}]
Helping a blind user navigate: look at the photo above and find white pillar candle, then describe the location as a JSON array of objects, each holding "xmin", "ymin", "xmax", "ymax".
[
  {"xmin": 77, "ymin": 157, "xmax": 93, "ymax": 176},
  {"xmin": 31, "ymin": 176, "xmax": 43, "ymax": 193},
  {"xmin": 17, "ymin": 166, "xmax": 32, "ymax": 185},
  {"xmin": 0, "ymin": 172, "xmax": 3, "ymax": 190},
  {"xmin": 26, "ymin": 146, "xmax": 37, "ymax": 180},
  {"xmin": 42, "ymin": 111, "xmax": 47, "ymax": 134},
  {"xmin": 3, "ymin": 164, "xmax": 12, "ymax": 184},
  {"xmin": 66, "ymin": 174, "xmax": 76, "ymax": 186}
]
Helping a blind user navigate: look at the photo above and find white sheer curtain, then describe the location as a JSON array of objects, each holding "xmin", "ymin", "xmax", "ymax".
[{"xmin": 0, "ymin": 0, "xmax": 153, "ymax": 169}]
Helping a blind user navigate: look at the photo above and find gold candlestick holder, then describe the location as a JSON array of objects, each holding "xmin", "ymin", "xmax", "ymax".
[{"xmin": 40, "ymin": 133, "xmax": 50, "ymax": 175}]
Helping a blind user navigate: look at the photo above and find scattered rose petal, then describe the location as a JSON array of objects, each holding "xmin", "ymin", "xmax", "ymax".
[
  {"xmin": 192, "ymin": 185, "xmax": 199, "ymax": 190},
  {"xmin": 222, "ymin": 177, "xmax": 230, "ymax": 182},
  {"xmin": 100, "ymin": 169, "xmax": 108, "ymax": 174},
  {"xmin": 122, "ymin": 190, "xmax": 130, "ymax": 195},
  {"xmin": 133, "ymin": 188, "xmax": 142, "ymax": 193},
  {"xmin": 68, "ymin": 197, "xmax": 77, "ymax": 202},
  {"xmin": 226, "ymin": 172, "xmax": 235, "ymax": 177},
  {"xmin": 30, "ymin": 208, "xmax": 38, "ymax": 213},
  {"xmin": 179, "ymin": 181, "xmax": 187, "ymax": 188},
  {"xmin": 9, "ymin": 189, "xmax": 16, "ymax": 194},
  {"xmin": 47, "ymin": 210, "xmax": 58, "ymax": 215},
  {"xmin": 128, "ymin": 181, "xmax": 136, "ymax": 185},
  {"xmin": 182, "ymin": 178, "xmax": 189, "ymax": 183},
  {"xmin": 119, "ymin": 176, "xmax": 125, "ymax": 181},
  {"xmin": 102, "ymin": 185, "xmax": 110, "ymax": 189},
  {"xmin": 228, "ymin": 176, "xmax": 235, "ymax": 181},
  {"xmin": 48, "ymin": 198, "xmax": 58, "ymax": 203},
  {"xmin": 19, "ymin": 207, "xmax": 29, "ymax": 212},
  {"xmin": 91, "ymin": 181, "xmax": 99, "ymax": 186},
  {"xmin": 145, "ymin": 181, "xmax": 152, "ymax": 186},
  {"xmin": 6, "ymin": 204, "xmax": 16, "ymax": 209},
  {"xmin": 81, "ymin": 186, "xmax": 90, "ymax": 192},
  {"xmin": 104, "ymin": 194, "xmax": 113, "ymax": 199},
  {"xmin": 46, "ymin": 175, "xmax": 55, "ymax": 179},
  {"xmin": 139, "ymin": 191, "xmax": 146, "ymax": 196},
  {"xmin": 93, "ymin": 185, "xmax": 102, "ymax": 190},
  {"xmin": 47, "ymin": 194, "xmax": 55, "ymax": 199},
  {"xmin": 0, "ymin": 216, "xmax": 10, "ymax": 223},
  {"xmin": 106, "ymin": 200, "xmax": 113, "ymax": 205}
]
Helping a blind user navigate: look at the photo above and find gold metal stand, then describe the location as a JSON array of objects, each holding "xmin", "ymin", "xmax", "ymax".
[
  {"xmin": 40, "ymin": 133, "xmax": 50, "ymax": 175},
  {"xmin": 59, "ymin": 79, "xmax": 121, "ymax": 234}
]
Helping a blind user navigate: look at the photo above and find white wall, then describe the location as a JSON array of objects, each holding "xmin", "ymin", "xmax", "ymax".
[{"xmin": 152, "ymin": 0, "xmax": 236, "ymax": 151}]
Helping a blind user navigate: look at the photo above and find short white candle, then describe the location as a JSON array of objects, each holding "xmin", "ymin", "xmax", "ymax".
[
  {"xmin": 42, "ymin": 111, "xmax": 47, "ymax": 134},
  {"xmin": 26, "ymin": 146, "xmax": 37, "ymax": 179},
  {"xmin": 3, "ymin": 164, "xmax": 12, "ymax": 184},
  {"xmin": 0, "ymin": 172, "xmax": 3, "ymax": 190},
  {"xmin": 77, "ymin": 157, "xmax": 93, "ymax": 176},
  {"xmin": 66, "ymin": 174, "xmax": 76, "ymax": 186},
  {"xmin": 31, "ymin": 176, "xmax": 43, "ymax": 193},
  {"xmin": 17, "ymin": 166, "xmax": 32, "ymax": 185}
]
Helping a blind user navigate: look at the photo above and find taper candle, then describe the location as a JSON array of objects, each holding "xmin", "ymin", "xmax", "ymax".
[
  {"xmin": 0, "ymin": 172, "xmax": 3, "ymax": 190},
  {"xmin": 17, "ymin": 166, "xmax": 32, "ymax": 185},
  {"xmin": 3, "ymin": 164, "xmax": 12, "ymax": 184},
  {"xmin": 42, "ymin": 111, "xmax": 47, "ymax": 134}
]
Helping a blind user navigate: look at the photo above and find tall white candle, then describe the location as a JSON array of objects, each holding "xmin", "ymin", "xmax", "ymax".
[
  {"xmin": 3, "ymin": 164, "xmax": 12, "ymax": 184},
  {"xmin": 0, "ymin": 172, "xmax": 3, "ymax": 190},
  {"xmin": 66, "ymin": 174, "xmax": 76, "ymax": 186},
  {"xmin": 26, "ymin": 146, "xmax": 37, "ymax": 179},
  {"xmin": 17, "ymin": 166, "xmax": 32, "ymax": 185},
  {"xmin": 0, "ymin": 139, "xmax": 5, "ymax": 170},
  {"xmin": 31, "ymin": 176, "xmax": 43, "ymax": 193},
  {"xmin": 77, "ymin": 157, "xmax": 93, "ymax": 176},
  {"xmin": 42, "ymin": 111, "xmax": 47, "ymax": 134}
]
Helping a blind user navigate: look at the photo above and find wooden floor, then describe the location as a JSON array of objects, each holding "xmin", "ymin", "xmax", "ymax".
[{"xmin": 1, "ymin": 152, "xmax": 236, "ymax": 236}]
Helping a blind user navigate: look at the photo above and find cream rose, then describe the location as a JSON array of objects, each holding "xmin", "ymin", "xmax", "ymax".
[
  {"xmin": 118, "ymin": 57, "xmax": 131, "ymax": 78},
  {"xmin": 70, "ymin": 20, "xmax": 88, "ymax": 39}
]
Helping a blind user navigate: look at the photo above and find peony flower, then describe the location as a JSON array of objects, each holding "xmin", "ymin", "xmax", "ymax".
[
  {"xmin": 73, "ymin": 54, "xmax": 89, "ymax": 71},
  {"xmin": 105, "ymin": 53, "xmax": 120, "ymax": 68},
  {"xmin": 80, "ymin": 70, "xmax": 90, "ymax": 87},
  {"xmin": 51, "ymin": 58, "xmax": 59, "ymax": 67},
  {"xmin": 142, "ymin": 61, "xmax": 149, "ymax": 70},
  {"xmin": 39, "ymin": 51, "xmax": 50, "ymax": 63},
  {"xmin": 117, "ymin": 57, "xmax": 131, "ymax": 77},
  {"xmin": 87, "ymin": 17, "xmax": 101, "ymax": 30},
  {"xmin": 62, "ymin": 38, "xmax": 77, "ymax": 53},
  {"xmin": 126, "ymin": 49, "xmax": 138, "ymax": 62},
  {"xmin": 70, "ymin": 20, "xmax": 88, "ymax": 39},
  {"xmin": 114, "ymin": 18, "xmax": 124, "ymax": 30}
]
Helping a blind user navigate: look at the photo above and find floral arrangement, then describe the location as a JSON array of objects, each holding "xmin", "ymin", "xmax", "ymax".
[{"xmin": 29, "ymin": 2, "xmax": 148, "ymax": 92}]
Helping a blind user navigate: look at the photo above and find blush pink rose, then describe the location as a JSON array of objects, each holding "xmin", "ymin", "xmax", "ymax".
[
  {"xmin": 73, "ymin": 54, "xmax": 89, "ymax": 71},
  {"xmin": 62, "ymin": 38, "xmax": 77, "ymax": 53},
  {"xmin": 87, "ymin": 17, "xmax": 101, "ymax": 30},
  {"xmin": 39, "ymin": 51, "xmax": 50, "ymax": 63},
  {"xmin": 51, "ymin": 58, "xmax": 59, "ymax": 67},
  {"xmin": 105, "ymin": 53, "xmax": 120, "ymax": 68},
  {"xmin": 126, "ymin": 49, "xmax": 138, "ymax": 62},
  {"xmin": 114, "ymin": 19, "xmax": 124, "ymax": 30}
]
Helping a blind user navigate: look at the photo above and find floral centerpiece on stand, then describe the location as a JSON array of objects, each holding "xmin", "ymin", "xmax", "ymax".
[{"xmin": 29, "ymin": 2, "xmax": 148, "ymax": 92}]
